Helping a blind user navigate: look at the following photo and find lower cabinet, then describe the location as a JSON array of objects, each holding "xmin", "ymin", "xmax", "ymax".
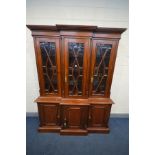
[
  {"xmin": 88, "ymin": 104, "xmax": 112, "ymax": 133},
  {"xmin": 37, "ymin": 102, "xmax": 112, "ymax": 134},
  {"xmin": 37, "ymin": 103, "xmax": 61, "ymax": 132},
  {"xmin": 60, "ymin": 105, "xmax": 89, "ymax": 135}
]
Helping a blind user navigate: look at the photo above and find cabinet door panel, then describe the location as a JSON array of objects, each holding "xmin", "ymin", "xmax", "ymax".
[
  {"xmin": 61, "ymin": 106, "xmax": 88, "ymax": 129},
  {"xmin": 38, "ymin": 103, "xmax": 60, "ymax": 126},
  {"xmin": 63, "ymin": 38, "xmax": 90, "ymax": 98},
  {"xmin": 89, "ymin": 40, "xmax": 117, "ymax": 97},
  {"xmin": 89, "ymin": 105, "xmax": 111, "ymax": 127},
  {"xmin": 67, "ymin": 107, "xmax": 81, "ymax": 128},
  {"xmin": 35, "ymin": 38, "xmax": 61, "ymax": 96}
]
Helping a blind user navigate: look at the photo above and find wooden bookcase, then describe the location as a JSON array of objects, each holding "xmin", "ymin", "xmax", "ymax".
[{"xmin": 27, "ymin": 24, "xmax": 126, "ymax": 135}]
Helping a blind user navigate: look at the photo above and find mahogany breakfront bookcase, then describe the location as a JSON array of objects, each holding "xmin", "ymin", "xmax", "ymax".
[{"xmin": 27, "ymin": 25, "xmax": 126, "ymax": 135}]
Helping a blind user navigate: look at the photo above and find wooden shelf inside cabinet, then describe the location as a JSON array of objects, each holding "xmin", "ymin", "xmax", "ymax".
[{"xmin": 27, "ymin": 24, "xmax": 126, "ymax": 135}]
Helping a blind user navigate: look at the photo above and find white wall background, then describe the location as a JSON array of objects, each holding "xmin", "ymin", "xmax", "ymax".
[{"xmin": 26, "ymin": 0, "xmax": 129, "ymax": 114}]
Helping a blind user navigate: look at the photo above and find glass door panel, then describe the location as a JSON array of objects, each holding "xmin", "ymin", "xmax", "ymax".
[
  {"xmin": 90, "ymin": 40, "xmax": 115, "ymax": 97},
  {"xmin": 36, "ymin": 38, "xmax": 61, "ymax": 96},
  {"xmin": 64, "ymin": 38, "xmax": 90, "ymax": 97}
]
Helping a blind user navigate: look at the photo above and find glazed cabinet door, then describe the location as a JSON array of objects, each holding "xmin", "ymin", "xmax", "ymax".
[
  {"xmin": 88, "ymin": 104, "xmax": 111, "ymax": 128},
  {"xmin": 34, "ymin": 38, "xmax": 61, "ymax": 96},
  {"xmin": 89, "ymin": 40, "xmax": 117, "ymax": 97},
  {"xmin": 38, "ymin": 103, "xmax": 60, "ymax": 126},
  {"xmin": 63, "ymin": 38, "xmax": 90, "ymax": 98},
  {"xmin": 61, "ymin": 105, "xmax": 89, "ymax": 129}
]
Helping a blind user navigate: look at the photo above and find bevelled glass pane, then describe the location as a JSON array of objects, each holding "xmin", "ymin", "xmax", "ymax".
[
  {"xmin": 93, "ymin": 43, "xmax": 112, "ymax": 95},
  {"xmin": 40, "ymin": 42, "xmax": 58, "ymax": 94},
  {"xmin": 68, "ymin": 42, "xmax": 84, "ymax": 96}
]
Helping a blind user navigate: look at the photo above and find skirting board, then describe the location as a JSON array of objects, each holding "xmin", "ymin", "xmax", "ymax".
[{"xmin": 26, "ymin": 112, "xmax": 129, "ymax": 118}]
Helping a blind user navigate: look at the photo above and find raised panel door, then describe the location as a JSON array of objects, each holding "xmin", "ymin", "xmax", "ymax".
[
  {"xmin": 61, "ymin": 105, "xmax": 88, "ymax": 129},
  {"xmin": 88, "ymin": 104, "xmax": 111, "ymax": 128},
  {"xmin": 38, "ymin": 103, "xmax": 60, "ymax": 126}
]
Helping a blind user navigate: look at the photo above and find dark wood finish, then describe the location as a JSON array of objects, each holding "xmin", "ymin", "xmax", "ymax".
[
  {"xmin": 38, "ymin": 126, "xmax": 61, "ymax": 133},
  {"xmin": 34, "ymin": 37, "xmax": 61, "ymax": 96},
  {"xmin": 35, "ymin": 97, "xmax": 114, "ymax": 105},
  {"xmin": 27, "ymin": 24, "xmax": 126, "ymax": 135},
  {"xmin": 64, "ymin": 38, "xmax": 90, "ymax": 98},
  {"xmin": 88, "ymin": 104, "xmax": 111, "ymax": 128},
  {"xmin": 26, "ymin": 24, "xmax": 126, "ymax": 33},
  {"xmin": 37, "ymin": 103, "xmax": 60, "ymax": 127},
  {"xmin": 87, "ymin": 127, "xmax": 110, "ymax": 133},
  {"xmin": 60, "ymin": 129, "xmax": 88, "ymax": 135},
  {"xmin": 89, "ymin": 39, "xmax": 117, "ymax": 97},
  {"xmin": 60, "ymin": 105, "xmax": 89, "ymax": 130}
]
